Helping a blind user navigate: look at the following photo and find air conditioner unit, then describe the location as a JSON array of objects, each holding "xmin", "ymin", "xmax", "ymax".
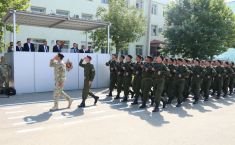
[{"xmin": 74, "ymin": 15, "xmax": 79, "ymax": 19}]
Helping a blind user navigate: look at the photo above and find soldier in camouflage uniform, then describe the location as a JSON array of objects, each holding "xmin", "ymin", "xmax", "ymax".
[
  {"xmin": 174, "ymin": 58, "xmax": 190, "ymax": 107},
  {"xmin": 50, "ymin": 54, "xmax": 73, "ymax": 111},
  {"xmin": 115, "ymin": 55, "xmax": 125, "ymax": 100},
  {"xmin": 78, "ymin": 56, "xmax": 99, "ymax": 108},
  {"xmin": 122, "ymin": 55, "xmax": 134, "ymax": 102},
  {"xmin": 214, "ymin": 60, "xmax": 226, "ymax": 99},
  {"xmin": 183, "ymin": 59, "xmax": 192, "ymax": 102},
  {"xmin": 201, "ymin": 61, "xmax": 217, "ymax": 101},
  {"xmin": 152, "ymin": 56, "xmax": 170, "ymax": 112},
  {"xmin": 139, "ymin": 56, "xmax": 154, "ymax": 109},
  {"xmin": 0, "ymin": 57, "xmax": 11, "ymax": 90},
  {"xmin": 131, "ymin": 55, "xmax": 143, "ymax": 105},
  {"xmin": 191, "ymin": 59, "xmax": 205, "ymax": 104},
  {"xmin": 223, "ymin": 61, "xmax": 234, "ymax": 97},
  {"xmin": 166, "ymin": 58, "xmax": 177, "ymax": 104},
  {"xmin": 106, "ymin": 54, "xmax": 118, "ymax": 97}
]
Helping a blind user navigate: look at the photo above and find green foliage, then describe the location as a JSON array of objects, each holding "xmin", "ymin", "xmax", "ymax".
[
  {"xmin": 90, "ymin": 0, "xmax": 146, "ymax": 53},
  {"xmin": 0, "ymin": 0, "xmax": 29, "ymax": 52},
  {"xmin": 164, "ymin": 0, "xmax": 235, "ymax": 59}
]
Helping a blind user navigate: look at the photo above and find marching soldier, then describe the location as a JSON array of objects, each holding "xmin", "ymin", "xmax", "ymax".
[
  {"xmin": 201, "ymin": 61, "xmax": 216, "ymax": 101},
  {"xmin": 122, "ymin": 55, "xmax": 134, "ymax": 102},
  {"xmin": 214, "ymin": 60, "xmax": 226, "ymax": 99},
  {"xmin": 223, "ymin": 61, "xmax": 234, "ymax": 97},
  {"xmin": 131, "ymin": 55, "xmax": 143, "ymax": 105},
  {"xmin": 166, "ymin": 58, "xmax": 177, "ymax": 104},
  {"xmin": 152, "ymin": 56, "xmax": 170, "ymax": 112},
  {"xmin": 106, "ymin": 54, "xmax": 118, "ymax": 97},
  {"xmin": 183, "ymin": 59, "xmax": 192, "ymax": 102},
  {"xmin": 139, "ymin": 56, "xmax": 154, "ymax": 109},
  {"xmin": 78, "ymin": 56, "xmax": 99, "ymax": 108},
  {"xmin": 115, "ymin": 55, "xmax": 125, "ymax": 100},
  {"xmin": 49, "ymin": 54, "xmax": 73, "ymax": 111},
  {"xmin": 174, "ymin": 58, "xmax": 190, "ymax": 107},
  {"xmin": 191, "ymin": 59, "xmax": 205, "ymax": 104},
  {"xmin": 229, "ymin": 62, "xmax": 235, "ymax": 95}
]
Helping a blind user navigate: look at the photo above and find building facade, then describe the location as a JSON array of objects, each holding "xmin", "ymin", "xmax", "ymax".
[{"xmin": 5, "ymin": 0, "xmax": 168, "ymax": 56}]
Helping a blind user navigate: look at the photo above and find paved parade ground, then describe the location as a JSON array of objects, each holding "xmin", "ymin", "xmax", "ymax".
[{"xmin": 0, "ymin": 88, "xmax": 235, "ymax": 145}]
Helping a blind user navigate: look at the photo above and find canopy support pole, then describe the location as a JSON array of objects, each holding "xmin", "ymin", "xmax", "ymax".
[
  {"xmin": 107, "ymin": 24, "xmax": 110, "ymax": 54},
  {"xmin": 13, "ymin": 10, "xmax": 16, "ymax": 52}
]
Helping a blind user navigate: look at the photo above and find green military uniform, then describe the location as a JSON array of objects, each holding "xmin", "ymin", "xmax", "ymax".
[
  {"xmin": 0, "ymin": 62, "xmax": 11, "ymax": 90},
  {"xmin": 132, "ymin": 61, "xmax": 143, "ymax": 104},
  {"xmin": 166, "ymin": 63, "xmax": 177, "ymax": 104},
  {"xmin": 183, "ymin": 65, "xmax": 192, "ymax": 101},
  {"xmin": 214, "ymin": 65, "xmax": 226, "ymax": 99},
  {"xmin": 223, "ymin": 66, "xmax": 234, "ymax": 97},
  {"xmin": 140, "ymin": 62, "xmax": 153, "ymax": 108},
  {"xmin": 229, "ymin": 64, "xmax": 235, "ymax": 94},
  {"xmin": 115, "ymin": 61, "xmax": 125, "ymax": 99},
  {"xmin": 79, "ymin": 59, "xmax": 99, "ymax": 107},
  {"xmin": 106, "ymin": 60, "xmax": 117, "ymax": 96},
  {"xmin": 174, "ymin": 64, "xmax": 190, "ymax": 107},
  {"xmin": 152, "ymin": 62, "xmax": 170, "ymax": 111},
  {"xmin": 202, "ymin": 66, "xmax": 216, "ymax": 101},
  {"xmin": 50, "ymin": 59, "xmax": 72, "ymax": 109},
  {"xmin": 191, "ymin": 65, "xmax": 205, "ymax": 104},
  {"xmin": 122, "ymin": 61, "xmax": 134, "ymax": 102}
]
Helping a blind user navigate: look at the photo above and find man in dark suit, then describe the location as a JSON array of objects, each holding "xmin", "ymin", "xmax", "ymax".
[
  {"xmin": 53, "ymin": 40, "xmax": 61, "ymax": 53},
  {"xmin": 23, "ymin": 38, "xmax": 35, "ymax": 52},
  {"xmin": 79, "ymin": 45, "xmax": 85, "ymax": 53},
  {"xmin": 16, "ymin": 41, "xmax": 23, "ymax": 51},
  {"xmin": 70, "ymin": 43, "xmax": 79, "ymax": 53},
  {"xmin": 38, "ymin": 40, "xmax": 49, "ymax": 52}
]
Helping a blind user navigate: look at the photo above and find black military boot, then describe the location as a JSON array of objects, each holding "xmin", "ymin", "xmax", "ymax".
[
  {"xmin": 78, "ymin": 101, "xmax": 86, "ymax": 108},
  {"xmin": 131, "ymin": 97, "xmax": 138, "ymax": 105},
  {"xmin": 150, "ymin": 96, "xmax": 155, "ymax": 106},
  {"xmin": 139, "ymin": 102, "xmax": 146, "ymax": 109},
  {"xmin": 223, "ymin": 93, "xmax": 228, "ymax": 98},
  {"xmin": 204, "ymin": 96, "xmax": 209, "ymax": 101},
  {"xmin": 167, "ymin": 98, "xmax": 172, "ymax": 104},
  {"xmin": 114, "ymin": 94, "xmax": 120, "ymax": 100},
  {"xmin": 130, "ymin": 91, "xmax": 134, "ymax": 99},
  {"xmin": 152, "ymin": 105, "xmax": 159, "ymax": 112},
  {"xmin": 176, "ymin": 101, "xmax": 182, "ymax": 107},
  {"xmin": 106, "ymin": 91, "xmax": 112, "ymax": 97},
  {"xmin": 94, "ymin": 96, "xmax": 99, "ymax": 105},
  {"xmin": 193, "ymin": 100, "xmax": 199, "ymax": 104},
  {"xmin": 216, "ymin": 94, "xmax": 221, "ymax": 99},
  {"xmin": 121, "ymin": 96, "xmax": 128, "ymax": 102},
  {"xmin": 162, "ymin": 100, "xmax": 167, "ymax": 109}
]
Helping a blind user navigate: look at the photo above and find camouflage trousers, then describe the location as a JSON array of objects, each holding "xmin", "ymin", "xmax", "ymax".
[{"xmin": 53, "ymin": 82, "xmax": 71, "ymax": 107}]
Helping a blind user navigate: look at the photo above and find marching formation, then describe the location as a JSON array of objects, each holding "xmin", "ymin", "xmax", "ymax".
[{"xmin": 106, "ymin": 54, "xmax": 235, "ymax": 112}]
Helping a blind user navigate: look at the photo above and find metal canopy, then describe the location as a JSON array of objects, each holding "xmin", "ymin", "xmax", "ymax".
[{"xmin": 3, "ymin": 10, "xmax": 109, "ymax": 31}]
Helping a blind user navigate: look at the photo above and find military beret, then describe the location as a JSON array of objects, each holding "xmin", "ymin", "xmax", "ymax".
[
  {"xmin": 58, "ymin": 53, "xmax": 64, "ymax": 60},
  {"xmin": 178, "ymin": 58, "xmax": 183, "ymax": 62},
  {"xmin": 120, "ymin": 55, "xmax": 125, "ymax": 59},
  {"xmin": 87, "ymin": 55, "xmax": 92, "ymax": 60},
  {"xmin": 136, "ymin": 55, "xmax": 142, "ymax": 59},
  {"xmin": 112, "ymin": 54, "xmax": 118, "ymax": 58},
  {"xmin": 170, "ymin": 58, "xmax": 174, "ymax": 62},
  {"xmin": 195, "ymin": 59, "xmax": 200, "ymax": 63},
  {"xmin": 225, "ymin": 61, "xmax": 229, "ymax": 65},
  {"xmin": 217, "ymin": 60, "xmax": 222, "ymax": 64},
  {"xmin": 127, "ymin": 55, "xmax": 133, "ymax": 59},
  {"xmin": 147, "ymin": 56, "xmax": 153, "ymax": 61},
  {"xmin": 159, "ymin": 56, "xmax": 164, "ymax": 61}
]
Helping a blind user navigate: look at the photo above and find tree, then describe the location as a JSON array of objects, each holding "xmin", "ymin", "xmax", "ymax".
[
  {"xmin": 164, "ymin": 0, "xmax": 235, "ymax": 59},
  {"xmin": 89, "ymin": 0, "xmax": 146, "ymax": 53},
  {"xmin": 0, "ymin": 0, "xmax": 29, "ymax": 52}
]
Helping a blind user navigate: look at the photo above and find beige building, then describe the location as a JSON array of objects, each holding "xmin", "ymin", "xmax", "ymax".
[{"xmin": 5, "ymin": 0, "xmax": 169, "ymax": 56}]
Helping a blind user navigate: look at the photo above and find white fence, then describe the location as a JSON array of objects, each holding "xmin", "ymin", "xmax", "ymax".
[{"xmin": 5, "ymin": 52, "xmax": 110, "ymax": 94}]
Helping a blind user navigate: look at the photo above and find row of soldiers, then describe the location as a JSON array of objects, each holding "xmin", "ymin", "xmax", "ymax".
[{"xmin": 106, "ymin": 54, "xmax": 235, "ymax": 112}]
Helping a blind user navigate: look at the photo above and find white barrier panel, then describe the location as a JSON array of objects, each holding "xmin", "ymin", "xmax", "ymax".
[
  {"xmin": 14, "ymin": 52, "xmax": 35, "ymax": 94},
  {"xmin": 5, "ymin": 52, "xmax": 110, "ymax": 94},
  {"xmin": 97, "ymin": 54, "xmax": 110, "ymax": 88},
  {"xmin": 34, "ymin": 53, "xmax": 55, "ymax": 92}
]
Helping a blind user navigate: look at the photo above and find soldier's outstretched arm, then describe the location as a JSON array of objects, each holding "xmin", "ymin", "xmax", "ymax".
[{"xmin": 50, "ymin": 59, "xmax": 57, "ymax": 67}]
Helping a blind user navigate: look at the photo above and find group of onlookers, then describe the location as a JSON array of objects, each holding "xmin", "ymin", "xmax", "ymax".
[{"xmin": 7, "ymin": 38, "xmax": 93, "ymax": 53}]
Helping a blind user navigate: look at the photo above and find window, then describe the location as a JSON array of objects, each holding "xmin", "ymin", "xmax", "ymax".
[
  {"xmin": 56, "ymin": 10, "xmax": 70, "ymax": 17},
  {"xmin": 31, "ymin": 38, "xmax": 46, "ymax": 51},
  {"xmin": 152, "ymin": 3, "xmax": 157, "ymax": 15},
  {"xmin": 57, "ymin": 40, "xmax": 70, "ymax": 52},
  {"xmin": 120, "ymin": 49, "xmax": 128, "ymax": 55},
  {"xmin": 31, "ymin": 6, "xmax": 46, "ymax": 14},
  {"xmin": 136, "ymin": 0, "xmax": 144, "ymax": 9},
  {"xmin": 125, "ymin": 0, "xmax": 130, "ymax": 7},
  {"xmin": 101, "ymin": 0, "xmax": 109, "ymax": 4},
  {"xmin": 81, "ymin": 13, "xmax": 93, "ymax": 20},
  {"xmin": 151, "ymin": 25, "xmax": 158, "ymax": 36},
  {"xmin": 136, "ymin": 45, "xmax": 143, "ymax": 55}
]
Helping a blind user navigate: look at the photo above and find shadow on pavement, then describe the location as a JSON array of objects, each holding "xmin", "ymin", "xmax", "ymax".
[{"xmin": 23, "ymin": 111, "xmax": 53, "ymax": 124}]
